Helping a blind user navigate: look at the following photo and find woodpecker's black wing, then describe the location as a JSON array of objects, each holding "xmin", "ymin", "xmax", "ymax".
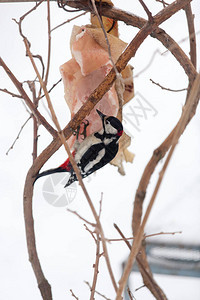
[{"xmin": 79, "ymin": 140, "xmax": 119, "ymax": 176}]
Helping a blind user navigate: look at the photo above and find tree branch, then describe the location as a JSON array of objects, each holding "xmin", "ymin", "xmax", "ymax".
[
  {"xmin": 184, "ymin": 3, "xmax": 197, "ymax": 69},
  {"xmin": 114, "ymin": 224, "xmax": 167, "ymax": 300},
  {"xmin": 6, "ymin": 115, "xmax": 32, "ymax": 155},
  {"xmin": 0, "ymin": 57, "xmax": 57, "ymax": 137},
  {"xmin": 0, "ymin": 87, "xmax": 22, "ymax": 98},
  {"xmin": 44, "ymin": 0, "xmax": 51, "ymax": 85},
  {"xmin": 121, "ymin": 73, "xmax": 200, "ymax": 300}
]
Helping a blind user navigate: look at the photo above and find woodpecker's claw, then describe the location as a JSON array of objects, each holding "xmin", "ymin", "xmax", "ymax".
[
  {"xmin": 72, "ymin": 125, "xmax": 81, "ymax": 140},
  {"xmin": 80, "ymin": 120, "xmax": 89, "ymax": 140},
  {"xmin": 72, "ymin": 120, "xmax": 89, "ymax": 140}
]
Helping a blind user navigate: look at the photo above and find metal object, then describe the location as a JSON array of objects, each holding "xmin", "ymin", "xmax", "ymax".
[
  {"xmin": 123, "ymin": 241, "xmax": 200, "ymax": 299},
  {"xmin": 134, "ymin": 242, "xmax": 200, "ymax": 278}
]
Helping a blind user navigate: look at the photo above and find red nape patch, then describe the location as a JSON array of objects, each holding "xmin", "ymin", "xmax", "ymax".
[
  {"xmin": 59, "ymin": 150, "xmax": 76, "ymax": 171},
  {"xmin": 117, "ymin": 130, "xmax": 123, "ymax": 137}
]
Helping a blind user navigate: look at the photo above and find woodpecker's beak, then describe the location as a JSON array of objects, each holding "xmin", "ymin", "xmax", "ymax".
[{"xmin": 96, "ymin": 109, "xmax": 106, "ymax": 120}]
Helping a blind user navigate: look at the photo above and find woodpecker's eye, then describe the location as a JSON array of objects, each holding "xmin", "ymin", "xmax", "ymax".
[{"xmin": 105, "ymin": 120, "xmax": 110, "ymax": 125}]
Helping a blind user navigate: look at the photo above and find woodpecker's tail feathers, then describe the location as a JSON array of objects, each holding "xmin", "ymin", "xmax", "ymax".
[
  {"xmin": 64, "ymin": 173, "xmax": 77, "ymax": 188},
  {"xmin": 34, "ymin": 167, "xmax": 67, "ymax": 184}
]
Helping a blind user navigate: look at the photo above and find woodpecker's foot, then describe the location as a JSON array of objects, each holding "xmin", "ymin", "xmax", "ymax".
[
  {"xmin": 72, "ymin": 125, "xmax": 81, "ymax": 140},
  {"xmin": 72, "ymin": 120, "xmax": 89, "ymax": 140},
  {"xmin": 80, "ymin": 120, "xmax": 89, "ymax": 140}
]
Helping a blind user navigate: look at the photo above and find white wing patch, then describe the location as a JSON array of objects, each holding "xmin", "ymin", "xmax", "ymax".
[
  {"xmin": 84, "ymin": 148, "xmax": 105, "ymax": 173},
  {"xmin": 75, "ymin": 134, "xmax": 101, "ymax": 163},
  {"xmin": 104, "ymin": 137, "xmax": 115, "ymax": 145}
]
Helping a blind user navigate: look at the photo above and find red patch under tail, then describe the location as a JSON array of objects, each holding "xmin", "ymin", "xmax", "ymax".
[{"xmin": 59, "ymin": 150, "xmax": 76, "ymax": 171}]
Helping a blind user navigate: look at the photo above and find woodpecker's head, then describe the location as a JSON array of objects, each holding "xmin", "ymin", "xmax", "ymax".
[{"xmin": 96, "ymin": 109, "xmax": 123, "ymax": 139}]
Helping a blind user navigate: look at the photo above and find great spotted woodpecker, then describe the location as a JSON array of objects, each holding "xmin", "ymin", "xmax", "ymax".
[{"xmin": 35, "ymin": 109, "xmax": 123, "ymax": 187}]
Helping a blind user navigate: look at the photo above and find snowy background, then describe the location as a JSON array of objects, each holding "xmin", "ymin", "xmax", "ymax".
[{"xmin": 0, "ymin": 0, "xmax": 200, "ymax": 299}]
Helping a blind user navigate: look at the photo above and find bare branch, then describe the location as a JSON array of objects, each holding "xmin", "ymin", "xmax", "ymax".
[
  {"xmin": 98, "ymin": 192, "xmax": 103, "ymax": 219},
  {"xmin": 44, "ymin": 0, "xmax": 51, "ymax": 85},
  {"xmin": 85, "ymin": 281, "xmax": 111, "ymax": 300},
  {"xmin": 6, "ymin": 115, "xmax": 32, "ymax": 155},
  {"xmin": 39, "ymin": 78, "xmax": 62, "ymax": 100},
  {"xmin": 150, "ymin": 78, "xmax": 187, "ymax": 92},
  {"xmin": 0, "ymin": 57, "xmax": 57, "ymax": 137},
  {"xmin": 70, "ymin": 289, "xmax": 79, "ymax": 300},
  {"xmin": 138, "ymin": 0, "xmax": 153, "ymax": 22},
  {"xmin": 135, "ymin": 284, "xmax": 145, "ymax": 292},
  {"xmin": 0, "ymin": 87, "xmax": 22, "ymax": 98},
  {"xmin": 106, "ymin": 230, "xmax": 181, "ymax": 242},
  {"xmin": 90, "ymin": 234, "xmax": 101, "ymax": 300},
  {"xmin": 184, "ymin": 3, "xmax": 197, "ymax": 68},
  {"xmin": 67, "ymin": 208, "xmax": 96, "ymax": 227},
  {"xmin": 90, "ymin": 0, "xmax": 119, "ymax": 77},
  {"xmin": 90, "ymin": 233, "xmax": 101, "ymax": 300},
  {"xmin": 127, "ymin": 286, "xmax": 136, "ymax": 300},
  {"xmin": 84, "ymin": 224, "xmax": 97, "ymax": 243},
  {"xmin": 145, "ymin": 231, "xmax": 182, "ymax": 239},
  {"xmin": 27, "ymin": 81, "xmax": 39, "ymax": 162},
  {"xmin": 51, "ymin": 11, "xmax": 88, "ymax": 32}
]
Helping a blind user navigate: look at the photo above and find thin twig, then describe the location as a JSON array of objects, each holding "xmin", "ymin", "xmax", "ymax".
[
  {"xmin": 6, "ymin": 115, "xmax": 32, "ymax": 156},
  {"xmin": 127, "ymin": 286, "xmax": 136, "ymax": 300},
  {"xmin": 145, "ymin": 230, "xmax": 182, "ymax": 238},
  {"xmin": 84, "ymin": 224, "xmax": 97, "ymax": 243},
  {"xmin": 0, "ymin": 57, "xmax": 57, "ymax": 137},
  {"xmin": 90, "ymin": 0, "xmax": 119, "ymax": 77},
  {"xmin": 135, "ymin": 284, "xmax": 145, "ymax": 292},
  {"xmin": 0, "ymin": 88, "xmax": 22, "ymax": 98},
  {"xmin": 90, "ymin": 233, "xmax": 101, "ymax": 300},
  {"xmin": 51, "ymin": 11, "xmax": 88, "ymax": 32},
  {"xmin": 67, "ymin": 209, "xmax": 96, "ymax": 227},
  {"xmin": 27, "ymin": 81, "xmax": 39, "ymax": 162},
  {"xmin": 89, "ymin": 192, "xmax": 104, "ymax": 300},
  {"xmin": 18, "ymin": 0, "xmax": 45, "ymax": 22},
  {"xmin": 44, "ymin": 0, "xmax": 51, "ymax": 85},
  {"xmin": 184, "ymin": 3, "xmax": 197, "ymax": 69},
  {"xmin": 155, "ymin": 0, "xmax": 169, "ymax": 7},
  {"xmin": 85, "ymin": 281, "xmax": 111, "ymax": 300},
  {"xmin": 150, "ymin": 78, "xmax": 187, "ymax": 92},
  {"xmin": 138, "ymin": 0, "xmax": 154, "ymax": 22},
  {"xmin": 98, "ymin": 192, "xmax": 103, "ymax": 219},
  {"xmin": 39, "ymin": 78, "xmax": 62, "ymax": 100},
  {"xmin": 106, "ymin": 230, "xmax": 181, "ymax": 242},
  {"xmin": 70, "ymin": 289, "xmax": 79, "ymax": 300}
]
